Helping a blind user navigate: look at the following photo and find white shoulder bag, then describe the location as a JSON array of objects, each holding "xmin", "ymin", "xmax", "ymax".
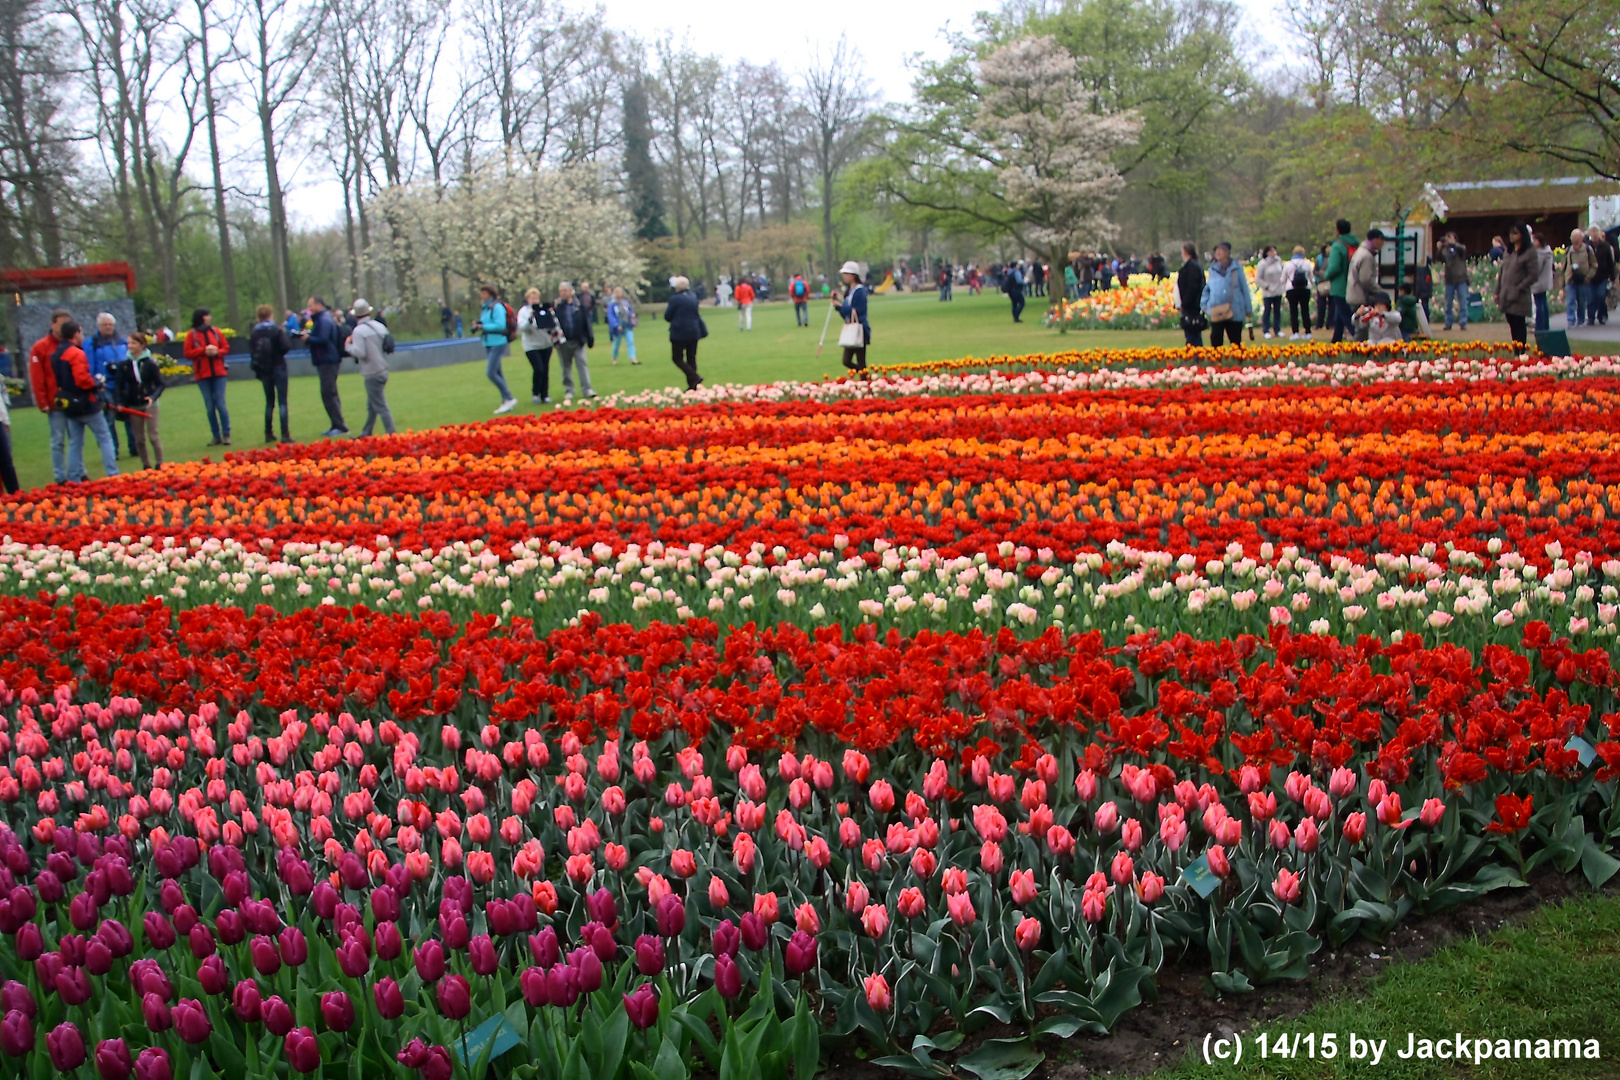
[{"xmin": 837, "ymin": 287, "xmax": 866, "ymax": 348}]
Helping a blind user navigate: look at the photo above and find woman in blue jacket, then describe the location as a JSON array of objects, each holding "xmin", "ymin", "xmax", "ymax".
[
  {"xmin": 1200, "ymin": 242, "xmax": 1253, "ymax": 349},
  {"xmin": 834, "ymin": 260, "xmax": 870, "ymax": 376},
  {"xmin": 478, "ymin": 284, "xmax": 517, "ymax": 414},
  {"xmin": 662, "ymin": 277, "xmax": 705, "ymax": 391}
]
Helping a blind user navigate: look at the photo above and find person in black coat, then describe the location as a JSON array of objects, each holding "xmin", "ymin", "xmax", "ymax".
[
  {"xmin": 249, "ymin": 303, "xmax": 294, "ymax": 443},
  {"xmin": 662, "ymin": 276, "xmax": 706, "ymax": 391},
  {"xmin": 1176, "ymin": 242, "xmax": 1206, "ymax": 347}
]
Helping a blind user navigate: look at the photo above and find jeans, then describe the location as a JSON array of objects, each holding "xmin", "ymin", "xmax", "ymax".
[
  {"xmin": 0, "ymin": 422, "xmax": 18, "ymax": 493},
  {"xmin": 316, "ymin": 364, "xmax": 347, "ymax": 431},
  {"xmin": 1330, "ymin": 296, "xmax": 1353, "ymax": 342},
  {"xmin": 794, "ymin": 302, "xmax": 808, "ymax": 326},
  {"xmin": 48, "ymin": 410, "xmax": 67, "ymax": 483},
  {"xmin": 361, "ymin": 374, "xmax": 394, "ymax": 436},
  {"xmin": 1443, "ymin": 281, "xmax": 1468, "ymax": 328},
  {"xmin": 1183, "ymin": 327, "xmax": 1204, "ymax": 347},
  {"xmin": 1210, "ymin": 320, "xmax": 1244, "ymax": 348},
  {"xmin": 261, "ymin": 367, "xmax": 289, "ymax": 439},
  {"xmin": 1533, "ymin": 292, "xmax": 1549, "ymax": 333},
  {"xmin": 611, "ymin": 328, "xmax": 636, "ymax": 360},
  {"xmin": 127, "ymin": 399, "xmax": 161, "ymax": 468},
  {"xmin": 197, "ymin": 375, "xmax": 230, "ymax": 439},
  {"xmin": 556, "ymin": 340, "xmax": 592, "ymax": 397},
  {"xmin": 1566, "ymin": 282, "xmax": 1590, "ymax": 327},
  {"xmin": 485, "ymin": 344, "xmax": 513, "ymax": 402},
  {"xmin": 1009, "ymin": 291, "xmax": 1026, "ymax": 321},
  {"xmin": 97, "ymin": 388, "xmax": 123, "ymax": 453},
  {"xmin": 1261, "ymin": 296, "xmax": 1283, "ymax": 335},
  {"xmin": 672, "ymin": 340, "xmax": 700, "ymax": 389},
  {"xmin": 525, "ymin": 347, "xmax": 552, "ymax": 399},
  {"xmin": 67, "ymin": 409, "xmax": 118, "ymax": 480},
  {"xmin": 1286, "ymin": 288, "xmax": 1313, "ymax": 333},
  {"xmin": 738, "ymin": 304, "xmax": 752, "ymax": 330}
]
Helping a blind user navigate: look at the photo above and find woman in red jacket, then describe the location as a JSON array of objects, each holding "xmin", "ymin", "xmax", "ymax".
[{"xmin": 183, "ymin": 307, "xmax": 232, "ymax": 445}]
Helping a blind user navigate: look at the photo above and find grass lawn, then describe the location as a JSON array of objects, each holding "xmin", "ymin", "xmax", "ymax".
[
  {"xmin": 2, "ymin": 289, "xmax": 1546, "ymax": 492},
  {"xmin": 1130, "ymin": 893, "xmax": 1620, "ymax": 1080}
]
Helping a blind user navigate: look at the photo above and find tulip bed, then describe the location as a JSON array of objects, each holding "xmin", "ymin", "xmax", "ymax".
[{"xmin": 0, "ymin": 343, "xmax": 1617, "ymax": 1080}]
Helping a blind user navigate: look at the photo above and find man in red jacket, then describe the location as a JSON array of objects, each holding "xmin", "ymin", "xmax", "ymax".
[
  {"xmin": 51, "ymin": 321, "xmax": 119, "ymax": 482},
  {"xmin": 28, "ymin": 307, "xmax": 72, "ymax": 483},
  {"xmin": 735, "ymin": 279, "xmax": 755, "ymax": 331}
]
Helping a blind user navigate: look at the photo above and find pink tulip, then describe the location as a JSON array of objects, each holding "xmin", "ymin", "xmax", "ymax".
[
  {"xmin": 946, "ymin": 892, "xmax": 976, "ymax": 927},
  {"xmin": 1014, "ymin": 915, "xmax": 1042, "ymax": 951},
  {"xmin": 1207, "ymin": 844, "xmax": 1231, "ymax": 878},
  {"xmin": 1420, "ymin": 798, "xmax": 1446, "ymax": 827},
  {"xmin": 1343, "ymin": 812, "xmax": 1367, "ymax": 844},
  {"xmin": 1009, "ymin": 868, "xmax": 1037, "ymax": 906},
  {"xmin": 861, "ymin": 904, "xmax": 889, "ymax": 938},
  {"xmin": 863, "ymin": 973, "xmax": 892, "ymax": 1011},
  {"xmin": 1080, "ymin": 888, "xmax": 1108, "ymax": 923},
  {"xmin": 844, "ymin": 880, "xmax": 869, "ymax": 916},
  {"xmin": 1295, "ymin": 817, "xmax": 1321, "ymax": 853},
  {"xmin": 897, "ymin": 888, "xmax": 925, "ymax": 919},
  {"xmin": 1137, "ymin": 872, "xmax": 1165, "ymax": 903},
  {"xmin": 1273, "ymin": 869, "xmax": 1302, "ymax": 905}
]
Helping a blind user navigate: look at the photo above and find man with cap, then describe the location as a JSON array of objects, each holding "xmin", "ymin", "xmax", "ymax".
[
  {"xmin": 345, "ymin": 299, "xmax": 395, "ymax": 437},
  {"xmin": 1346, "ymin": 227, "xmax": 1386, "ymax": 311}
]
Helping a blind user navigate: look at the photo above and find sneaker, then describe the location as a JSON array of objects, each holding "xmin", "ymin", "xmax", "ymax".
[
  {"xmin": 531, "ymin": 395, "xmax": 540, "ymax": 403},
  {"xmin": 206, "ymin": 437, "xmax": 222, "ymax": 446},
  {"xmin": 541, "ymin": 397, "xmax": 551, "ymax": 404},
  {"xmin": 222, "ymin": 435, "xmax": 231, "ymax": 446},
  {"xmin": 494, "ymin": 399, "xmax": 517, "ymax": 415},
  {"xmin": 279, "ymin": 437, "xmax": 295, "ymax": 445},
  {"xmin": 265, "ymin": 434, "xmax": 277, "ymax": 443},
  {"xmin": 586, "ymin": 393, "xmax": 597, "ymax": 400},
  {"xmin": 1263, "ymin": 331, "xmax": 1274, "ymax": 339}
]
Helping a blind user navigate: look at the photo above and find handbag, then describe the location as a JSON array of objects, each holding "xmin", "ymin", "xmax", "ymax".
[
  {"xmin": 1208, "ymin": 302, "xmax": 1234, "ymax": 322},
  {"xmin": 838, "ymin": 318, "xmax": 865, "ymax": 348},
  {"xmin": 697, "ymin": 315, "xmax": 709, "ymax": 339}
]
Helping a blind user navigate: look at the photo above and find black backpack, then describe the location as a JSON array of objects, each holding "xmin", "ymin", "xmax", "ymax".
[
  {"xmin": 1292, "ymin": 264, "xmax": 1309, "ymax": 291},
  {"xmin": 249, "ymin": 327, "xmax": 278, "ymax": 378}
]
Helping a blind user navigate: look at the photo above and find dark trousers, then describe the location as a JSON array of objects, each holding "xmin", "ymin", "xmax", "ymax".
[
  {"xmin": 1329, "ymin": 296, "xmax": 1353, "ymax": 342},
  {"xmin": 525, "ymin": 347, "xmax": 552, "ymax": 400},
  {"xmin": 316, "ymin": 363, "xmax": 346, "ymax": 431},
  {"xmin": 261, "ymin": 368, "xmax": 289, "ymax": 440},
  {"xmin": 1505, "ymin": 313, "xmax": 1528, "ymax": 351},
  {"xmin": 672, "ymin": 339, "xmax": 700, "ymax": 390},
  {"xmin": 1009, "ymin": 291, "xmax": 1026, "ymax": 321},
  {"xmin": 1210, "ymin": 320, "xmax": 1244, "ymax": 348},
  {"xmin": 0, "ymin": 422, "xmax": 17, "ymax": 493},
  {"xmin": 841, "ymin": 346, "xmax": 868, "ymax": 372},
  {"xmin": 1314, "ymin": 290, "xmax": 1329, "ymax": 331},
  {"xmin": 1286, "ymin": 288, "xmax": 1313, "ymax": 333},
  {"xmin": 1261, "ymin": 295, "xmax": 1283, "ymax": 335},
  {"xmin": 1183, "ymin": 327, "xmax": 1204, "ymax": 347}
]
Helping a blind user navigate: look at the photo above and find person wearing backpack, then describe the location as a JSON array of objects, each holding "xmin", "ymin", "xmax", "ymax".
[
  {"xmin": 606, "ymin": 287, "xmax": 640, "ymax": 365},
  {"xmin": 303, "ymin": 296, "xmax": 347, "ymax": 436},
  {"xmin": 51, "ymin": 321, "xmax": 119, "ymax": 481},
  {"xmin": 1323, "ymin": 219, "xmax": 1359, "ymax": 342},
  {"xmin": 790, "ymin": 274, "xmax": 810, "ymax": 325},
  {"xmin": 1003, "ymin": 263, "xmax": 1026, "ymax": 322},
  {"xmin": 478, "ymin": 284, "xmax": 518, "ymax": 415},
  {"xmin": 345, "ymin": 299, "xmax": 395, "ymax": 436},
  {"xmin": 249, "ymin": 304, "xmax": 293, "ymax": 444},
  {"xmin": 1283, "ymin": 245, "xmax": 1315, "ymax": 338},
  {"xmin": 183, "ymin": 307, "xmax": 232, "ymax": 446},
  {"xmin": 107, "ymin": 331, "xmax": 165, "ymax": 468}
]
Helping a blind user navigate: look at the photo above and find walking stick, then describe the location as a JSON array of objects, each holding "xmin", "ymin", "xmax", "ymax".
[
  {"xmin": 107, "ymin": 403, "xmax": 153, "ymax": 419},
  {"xmin": 815, "ymin": 302, "xmax": 835, "ymax": 358}
]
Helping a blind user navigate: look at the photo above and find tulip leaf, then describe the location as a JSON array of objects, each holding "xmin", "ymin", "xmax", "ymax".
[
  {"xmin": 1034, "ymin": 1015, "xmax": 1087, "ymax": 1039},
  {"xmin": 598, "ymin": 1007, "xmax": 630, "ymax": 1080},
  {"xmin": 1209, "ymin": 969, "xmax": 1253, "ymax": 994},
  {"xmin": 189, "ymin": 1055, "xmax": 217, "ymax": 1080},
  {"xmin": 652, "ymin": 1033, "xmax": 686, "ymax": 1080},
  {"xmin": 872, "ymin": 1055, "xmax": 951, "ymax": 1078},
  {"xmin": 1581, "ymin": 834, "xmax": 1620, "ymax": 887},
  {"xmin": 968, "ymin": 1000, "xmax": 1012, "ymax": 1023},
  {"xmin": 914, "ymin": 1031, "xmax": 966, "ymax": 1054},
  {"xmin": 957, "ymin": 1037, "xmax": 1045, "ymax": 1080},
  {"xmin": 790, "ymin": 995, "xmax": 820, "ymax": 1079},
  {"xmin": 209, "ymin": 1030, "xmax": 247, "ymax": 1077}
]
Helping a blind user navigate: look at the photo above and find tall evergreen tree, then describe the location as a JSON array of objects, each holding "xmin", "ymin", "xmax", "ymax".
[{"xmin": 622, "ymin": 79, "xmax": 669, "ymax": 240}]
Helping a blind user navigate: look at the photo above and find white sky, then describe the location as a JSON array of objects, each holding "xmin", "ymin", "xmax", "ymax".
[{"xmin": 282, "ymin": 0, "xmax": 1297, "ymax": 224}]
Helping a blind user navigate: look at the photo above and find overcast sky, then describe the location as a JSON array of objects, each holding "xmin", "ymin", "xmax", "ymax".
[{"xmin": 283, "ymin": 0, "xmax": 1298, "ymax": 224}]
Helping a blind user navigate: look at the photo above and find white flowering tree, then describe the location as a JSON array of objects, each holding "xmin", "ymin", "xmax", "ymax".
[
  {"xmin": 376, "ymin": 158, "xmax": 645, "ymax": 299},
  {"xmin": 860, "ymin": 35, "xmax": 1141, "ymax": 273}
]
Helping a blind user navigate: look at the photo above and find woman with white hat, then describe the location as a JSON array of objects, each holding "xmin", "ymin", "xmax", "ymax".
[{"xmin": 833, "ymin": 261, "xmax": 870, "ymax": 377}]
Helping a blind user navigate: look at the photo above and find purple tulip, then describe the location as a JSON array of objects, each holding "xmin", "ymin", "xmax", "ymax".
[
  {"xmin": 335, "ymin": 937, "xmax": 370, "ymax": 978},
  {"xmin": 385, "ymin": 862, "xmax": 411, "ymax": 898},
  {"xmin": 0, "ymin": 1009, "xmax": 33, "ymax": 1056},
  {"xmin": 740, "ymin": 912, "xmax": 767, "ymax": 951},
  {"xmin": 0, "ymin": 983, "xmax": 32, "ymax": 1018},
  {"xmin": 280, "ymin": 856, "xmax": 314, "ymax": 897},
  {"xmin": 656, "ymin": 895, "xmax": 686, "ymax": 938},
  {"xmin": 133, "ymin": 1047, "xmax": 171, "ymax": 1080},
  {"xmin": 95, "ymin": 1038, "xmax": 133, "ymax": 1080},
  {"xmin": 171, "ymin": 905, "xmax": 197, "ymax": 936},
  {"xmin": 69, "ymin": 891, "xmax": 99, "ymax": 930},
  {"xmin": 545, "ymin": 964, "xmax": 578, "ymax": 1008},
  {"xmin": 214, "ymin": 910, "xmax": 244, "ymax": 946},
  {"xmin": 484, "ymin": 899, "xmax": 515, "ymax": 937},
  {"xmin": 130, "ymin": 959, "xmax": 172, "ymax": 1001},
  {"xmin": 101, "ymin": 857, "xmax": 134, "ymax": 897},
  {"xmin": 172, "ymin": 999, "xmax": 211, "ymax": 1044},
  {"xmin": 284, "ymin": 1027, "xmax": 321, "ymax": 1074},
  {"xmin": 374, "ymin": 920, "xmax": 402, "ymax": 961},
  {"xmin": 142, "ymin": 912, "xmax": 176, "ymax": 950},
  {"xmin": 443, "ymin": 876, "xmax": 472, "ymax": 914},
  {"xmin": 436, "ymin": 975, "xmax": 471, "ymax": 1020},
  {"xmin": 33, "ymin": 952, "xmax": 63, "ymax": 990},
  {"xmin": 261, "ymin": 995, "xmax": 294, "ymax": 1037},
  {"xmin": 588, "ymin": 923, "xmax": 617, "ymax": 963},
  {"xmin": 469, "ymin": 934, "xmax": 498, "ymax": 977},
  {"xmin": 338, "ymin": 853, "xmax": 367, "ymax": 891},
  {"xmin": 239, "ymin": 897, "xmax": 280, "ymax": 936},
  {"xmin": 529, "ymin": 926, "xmax": 560, "ymax": 968},
  {"xmin": 232, "ymin": 980, "xmax": 262, "ymax": 1023},
  {"xmin": 372, "ymin": 977, "xmax": 404, "ymax": 1020},
  {"xmin": 97, "ymin": 918, "xmax": 134, "ymax": 958},
  {"xmin": 441, "ymin": 913, "xmax": 470, "ymax": 951},
  {"xmin": 6, "ymin": 887, "xmax": 35, "ymax": 922},
  {"xmin": 34, "ymin": 870, "xmax": 63, "ymax": 904},
  {"xmin": 571, "ymin": 948, "xmax": 604, "ymax": 993},
  {"xmin": 142, "ymin": 992, "xmax": 173, "ymax": 1032},
  {"xmin": 712, "ymin": 919, "xmax": 740, "ymax": 958},
  {"xmin": 250, "ymin": 936, "xmax": 281, "ymax": 977},
  {"xmin": 784, "ymin": 931, "xmax": 817, "ymax": 977},
  {"xmin": 153, "ymin": 846, "xmax": 183, "ymax": 879},
  {"xmin": 510, "ymin": 892, "xmax": 538, "ymax": 931},
  {"xmin": 58, "ymin": 933, "xmax": 87, "ymax": 967},
  {"xmin": 635, "ymin": 934, "xmax": 664, "ymax": 976},
  {"xmin": 222, "ymin": 871, "xmax": 250, "ymax": 908},
  {"xmin": 334, "ymin": 903, "xmax": 361, "ymax": 939},
  {"xmin": 320, "ymin": 991, "xmax": 354, "ymax": 1033},
  {"xmin": 46, "ymin": 853, "xmax": 77, "ymax": 883},
  {"xmin": 85, "ymin": 939, "xmax": 114, "ymax": 976},
  {"xmin": 414, "ymin": 939, "xmax": 445, "ymax": 982},
  {"xmin": 278, "ymin": 925, "xmax": 308, "ymax": 967},
  {"xmin": 587, "ymin": 887, "xmax": 618, "ymax": 929},
  {"xmin": 623, "ymin": 983, "xmax": 659, "ymax": 1030},
  {"xmin": 188, "ymin": 922, "xmax": 215, "ymax": 959},
  {"xmin": 13, "ymin": 922, "xmax": 42, "ymax": 962},
  {"xmin": 370, "ymin": 885, "xmax": 399, "ymax": 923},
  {"xmin": 311, "ymin": 881, "xmax": 339, "ymax": 920},
  {"xmin": 520, "ymin": 966, "xmax": 548, "ymax": 1007},
  {"xmin": 714, "ymin": 953, "xmax": 742, "ymax": 998},
  {"xmin": 197, "ymin": 955, "xmax": 228, "ymax": 996},
  {"xmin": 158, "ymin": 881, "xmax": 185, "ymax": 913},
  {"xmin": 56, "ymin": 967, "xmax": 92, "ymax": 1006}
]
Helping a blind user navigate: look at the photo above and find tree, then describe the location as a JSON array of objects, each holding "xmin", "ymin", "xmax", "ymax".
[
  {"xmin": 242, "ymin": 0, "xmax": 312, "ymax": 312},
  {"xmin": 863, "ymin": 37, "xmax": 1140, "ymax": 274},
  {"xmin": 622, "ymin": 79, "xmax": 669, "ymax": 240},
  {"xmin": 802, "ymin": 37, "xmax": 870, "ymax": 274},
  {"xmin": 378, "ymin": 158, "xmax": 643, "ymax": 300},
  {"xmin": 191, "ymin": 0, "xmax": 239, "ymax": 326},
  {"xmin": 0, "ymin": 0, "xmax": 76, "ymax": 267}
]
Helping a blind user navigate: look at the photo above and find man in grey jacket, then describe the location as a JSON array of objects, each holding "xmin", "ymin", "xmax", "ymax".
[
  {"xmin": 345, "ymin": 299, "xmax": 395, "ymax": 436},
  {"xmin": 1346, "ymin": 229, "xmax": 1385, "ymax": 311}
]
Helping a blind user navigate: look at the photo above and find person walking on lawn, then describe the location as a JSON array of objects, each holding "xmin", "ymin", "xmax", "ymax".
[
  {"xmin": 107, "ymin": 331, "xmax": 165, "ymax": 468},
  {"xmin": 790, "ymin": 274, "xmax": 810, "ymax": 326},
  {"xmin": 1199, "ymin": 241, "xmax": 1251, "ymax": 349},
  {"xmin": 249, "ymin": 304, "xmax": 294, "ymax": 444},
  {"xmin": 1436, "ymin": 232, "xmax": 1470, "ymax": 330},
  {"xmin": 663, "ymin": 276, "xmax": 705, "ymax": 392},
  {"xmin": 346, "ymin": 299, "xmax": 395, "ymax": 436},
  {"xmin": 52, "ymin": 321, "xmax": 119, "ymax": 480},
  {"xmin": 607, "ymin": 287, "xmax": 640, "ymax": 364},
  {"xmin": 518, "ymin": 288, "xmax": 558, "ymax": 403},
  {"xmin": 183, "ymin": 307, "xmax": 231, "ymax": 445},
  {"xmin": 478, "ymin": 284, "xmax": 518, "ymax": 414},
  {"xmin": 734, "ymin": 278, "xmax": 755, "ymax": 330},
  {"xmin": 554, "ymin": 282, "xmax": 595, "ymax": 403},
  {"xmin": 305, "ymin": 296, "xmax": 348, "ymax": 436}
]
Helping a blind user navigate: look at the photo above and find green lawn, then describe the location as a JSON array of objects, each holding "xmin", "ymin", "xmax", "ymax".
[
  {"xmin": 1129, "ymin": 893, "xmax": 1620, "ymax": 1080},
  {"xmin": 4, "ymin": 291, "xmax": 1166, "ymax": 490}
]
